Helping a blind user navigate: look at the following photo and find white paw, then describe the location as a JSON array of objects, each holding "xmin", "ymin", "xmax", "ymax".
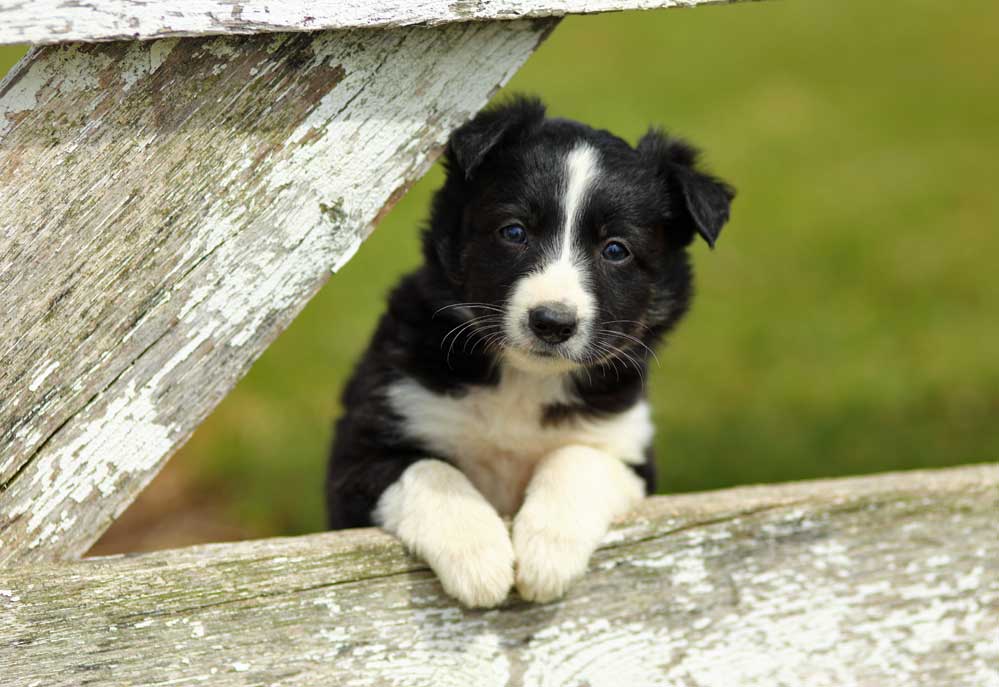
[
  {"xmin": 375, "ymin": 460, "xmax": 515, "ymax": 608},
  {"xmin": 427, "ymin": 517, "xmax": 515, "ymax": 609},
  {"xmin": 512, "ymin": 516, "xmax": 593, "ymax": 603}
]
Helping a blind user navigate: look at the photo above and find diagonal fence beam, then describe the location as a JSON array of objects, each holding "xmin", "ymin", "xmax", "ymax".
[{"xmin": 0, "ymin": 19, "xmax": 557, "ymax": 564}]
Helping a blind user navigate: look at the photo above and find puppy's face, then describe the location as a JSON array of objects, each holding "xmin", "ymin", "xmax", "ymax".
[{"xmin": 430, "ymin": 98, "xmax": 734, "ymax": 373}]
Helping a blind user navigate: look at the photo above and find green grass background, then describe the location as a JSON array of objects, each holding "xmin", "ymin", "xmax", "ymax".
[{"xmin": 3, "ymin": 0, "xmax": 997, "ymax": 539}]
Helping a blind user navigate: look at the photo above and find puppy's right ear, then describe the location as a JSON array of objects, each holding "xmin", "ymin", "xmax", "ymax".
[{"xmin": 447, "ymin": 96, "xmax": 546, "ymax": 179}]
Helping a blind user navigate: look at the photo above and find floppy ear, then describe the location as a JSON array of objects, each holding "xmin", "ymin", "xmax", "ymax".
[
  {"xmin": 447, "ymin": 96, "xmax": 546, "ymax": 179},
  {"xmin": 637, "ymin": 129, "xmax": 735, "ymax": 248}
]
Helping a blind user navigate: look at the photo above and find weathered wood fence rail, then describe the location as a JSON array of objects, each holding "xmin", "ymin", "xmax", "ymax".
[
  {"xmin": 1, "ymin": 466, "xmax": 997, "ymax": 685},
  {"xmin": 1, "ymin": 2, "xmax": 996, "ymax": 685}
]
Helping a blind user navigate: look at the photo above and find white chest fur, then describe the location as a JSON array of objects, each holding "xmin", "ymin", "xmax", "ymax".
[{"xmin": 385, "ymin": 368, "xmax": 653, "ymax": 515}]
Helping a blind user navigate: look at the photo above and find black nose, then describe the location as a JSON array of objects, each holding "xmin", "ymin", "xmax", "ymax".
[{"xmin": 528, "ymin": 303, "xmax": 578, "ymax": 345}]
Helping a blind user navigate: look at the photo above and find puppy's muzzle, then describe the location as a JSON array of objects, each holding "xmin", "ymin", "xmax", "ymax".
[{"xmin": 528, "ymin": 302, "xmax": 578, "ymax": 345}]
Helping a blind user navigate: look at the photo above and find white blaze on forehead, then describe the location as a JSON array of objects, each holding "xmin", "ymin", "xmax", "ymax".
[{"xmin": 558, "ymin": 144, "xmax": 599, "ymax": 260}]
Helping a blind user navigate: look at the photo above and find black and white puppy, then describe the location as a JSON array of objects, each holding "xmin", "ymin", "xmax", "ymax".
[{"xmin": 326, "ymin": 96, "xmax": 734, "ymax": 607}]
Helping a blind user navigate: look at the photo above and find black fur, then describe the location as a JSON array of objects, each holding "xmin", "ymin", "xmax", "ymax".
[{"xmin": 326, "ymin": 96, "xmax": 734, "ymax": 529}]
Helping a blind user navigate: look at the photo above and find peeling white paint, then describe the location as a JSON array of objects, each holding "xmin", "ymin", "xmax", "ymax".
[
  {"xmin": 9, "ymin": 361, "xmax": 188, "ymax": 544},
  {"xmin": 926, "ymin": 553, "xmax": 952, "ymax": 567},
  {"xmin": 0, "ymin": 48, "xmax": 41, "ymax": 137},
  {"xmin": 28, "ymin": 361, "xmax": 60, "ymax": 392},
  {"xmin": 318, "ymin": 627, "xmax": 350, "ymax": 644},
  {"xmin": 600, "ymin": 523, "xmax": 648, "ymax": 545},
  {"xmin": 0, "ymin": 0, "xmax": 719, "ymax": 47},
  {"xmin": 148, "ymin": 38, "xmax": 179, "ymax": 73},
  {"xmin": 331, "ymin": 237, "xmax": 362, "ymax": 273},
  {"xmin": 313, "ymin": 596, "xmax": 342, "ymax": 615},
  {"xmin": 118, "ymin": 42, "xmax": 153, "ymax": 92}
]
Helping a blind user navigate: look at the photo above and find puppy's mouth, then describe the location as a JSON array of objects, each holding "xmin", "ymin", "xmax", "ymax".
[
  {"xmin": 520, "ymin": 337, "xmax": 583, "ymax": 359},
  {"xmin": 504, "ymin": 346, "xmax": 581, "ymax": 374},
  {"xmin": 519, "ymin": 343, "xmax": 567, "ymax": 361}
]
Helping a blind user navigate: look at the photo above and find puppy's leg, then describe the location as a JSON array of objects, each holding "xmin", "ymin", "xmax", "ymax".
[
  {"xmin": 513, "ymin": 445, "xmax": 645, "ymax": 602},
  {"xmin": 374, "ymin": 459, "xmax": 514, "ymax": 608}
]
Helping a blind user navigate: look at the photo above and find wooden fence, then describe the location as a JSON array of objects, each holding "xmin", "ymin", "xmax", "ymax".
[{"xmin": 1, "ymin": 2, "xmax": 996, "ymax": 684}]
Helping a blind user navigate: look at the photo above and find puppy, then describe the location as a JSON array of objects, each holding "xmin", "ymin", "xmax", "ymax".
[{"xmin": 326, "ymin": 96, "xmax": 734, "ymax": 607}]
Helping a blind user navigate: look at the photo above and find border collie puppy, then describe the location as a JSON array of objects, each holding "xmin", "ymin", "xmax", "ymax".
[{"xmin": 327, "ymin": 96, "xmax": 734, "ymax": 608}]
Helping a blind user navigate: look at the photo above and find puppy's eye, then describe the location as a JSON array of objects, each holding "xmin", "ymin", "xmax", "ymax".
[
  {"xmin": 601, "ymin": 240, "xmax": 631, "ymax": 262},
  {"xmin": 499, "ymin": 224, "xmax": 528, "ymax": 245}
]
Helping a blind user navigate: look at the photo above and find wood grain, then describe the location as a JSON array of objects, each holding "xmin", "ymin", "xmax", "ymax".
[
  {"xmin": 0, "ymin": 0, "xmax": 735, "ymax": 47},
  {"xmin": 0, "ymin": 19, "xmax": 557, "ymax": 564},
  {"xmin": 1, "ymin": 465, "xmax": 996, "ymax": 686}
]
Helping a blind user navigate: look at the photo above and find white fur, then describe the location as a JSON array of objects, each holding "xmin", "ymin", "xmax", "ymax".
[
  {"xmin": 373, "ymin": 459, "xmax": 515, "ymax": 608},
  {"xmin": 386, "ymin": 368, "xmax": 652, "ymax": 516},
  {"xmin": 559, "ymin": 145, "xmax": 599, "ymax": 260},
  {"xmin": 504, "ymin": 145, "xmax": 600, "ymax": 369},
  {"xmin": 513, "ymin": 445, "xmax": 645, "ymax": 602}
]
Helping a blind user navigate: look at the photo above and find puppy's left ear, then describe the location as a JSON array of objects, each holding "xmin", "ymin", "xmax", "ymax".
[
  {"xmin": 637, "ymin": 129, "xmax": 736, "ymax": 248},
  {"xmin": 447, "ymin": 96, "xmax": 546, "ymax": 179}
]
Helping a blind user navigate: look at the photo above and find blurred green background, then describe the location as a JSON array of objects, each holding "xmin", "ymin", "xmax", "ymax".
[{"xmin": 3, "ymin": 0, "xmax": 996, "ymax": 550}]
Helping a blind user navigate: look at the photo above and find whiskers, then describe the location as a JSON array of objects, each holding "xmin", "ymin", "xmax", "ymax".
[
  {"xmin": 594, "ymin": 328, "xmax": 660, "ymax": 368},
  {"xmin": 586, "ymin": 338, "xmax": 646, "ymax": 386},
  {"xmin": 436, "ymin": 303, "xmax": 509, "ymax": 369},
  {"xmin": 583, "ymin": 320, "xmax": 660, "ymax": 387},
  {"xmin": 433, "ymin": 305, "xmax": 658, "ymax": 383}
]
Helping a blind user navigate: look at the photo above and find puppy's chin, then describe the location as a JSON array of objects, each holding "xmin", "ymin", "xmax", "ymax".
[{"xmin": 503, "ymin": 347, "xmax": 582, "ymax": 375}]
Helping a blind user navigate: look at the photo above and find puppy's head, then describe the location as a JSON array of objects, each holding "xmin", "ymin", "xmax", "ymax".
[{"xmin": 427, "ymin": 96, "xmax": 735, "ymax": 374}]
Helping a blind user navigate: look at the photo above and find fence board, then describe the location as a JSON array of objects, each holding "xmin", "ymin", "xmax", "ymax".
[
  {"xmin": 1, "ymin": 465, "xmax": 996, "ymax": 686},
  {"xmin": 0, "ymin": 19, "xmax": 556, "ymax": 563},
  {"xmin": 0, "ymin": 1, "xmax": 733, "ymax": 47}
]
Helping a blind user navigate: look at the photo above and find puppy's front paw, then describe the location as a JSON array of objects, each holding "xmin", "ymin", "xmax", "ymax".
[
  {"xmin": 513, "ymin": 516, "xmax": 593, "ymax": 603},
  {"xmin": 428, "ymin": 516, "xmax": 514, "ymax": 608}
]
